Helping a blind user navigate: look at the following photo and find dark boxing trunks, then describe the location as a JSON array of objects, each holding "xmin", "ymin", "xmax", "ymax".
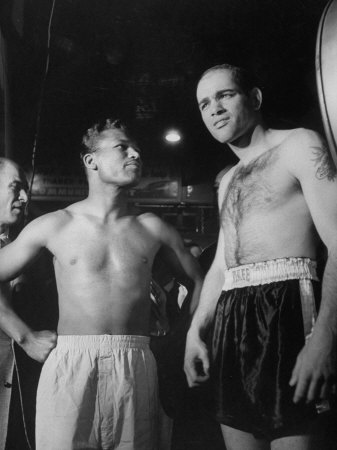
[{"xmin": 210, "ymin": 258, "xmax": 322, "ymax": 440}]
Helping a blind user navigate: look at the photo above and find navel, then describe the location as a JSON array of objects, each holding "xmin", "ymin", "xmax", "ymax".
[
  {"xmin": 142, "ymin": 257, "xmax": 148, "ymax": 264},
  {"xmin": 69, "ymin": 258, "xmax": 77, "ymax": 265}
]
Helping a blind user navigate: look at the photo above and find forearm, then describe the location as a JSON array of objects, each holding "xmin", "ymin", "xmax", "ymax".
[
  {"xmin": 290, "ymin": 243, "xmax": 337, "ymax": 402},
  {"xmin": 315, "ymin": 242, "xmax": 337, "ymax": 335},
  {"xmin": 189, "ymin": 264, "xmax": 225, "ymax": 337},
  {"xmin": 189, "ymin": 277, "xmax": 203, "ymax": 315},
  {"xmin": 173, "ymin": 250, "xmax": 204, "ymax": 314},
  {"xmin": 0, "ymin": 284, "xmax": 33, "ymax": 345}
]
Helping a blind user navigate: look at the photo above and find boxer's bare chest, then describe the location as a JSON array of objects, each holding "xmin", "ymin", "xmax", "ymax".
[
  {"xmin": 219, "ymin": 146, "xmax": 300, "ymax": 266},
  {"xmin": 221, "ymin": 147, "xmax": 288, "ymax": 227},
  {"xmin": 52, "ymin": 216, "xmax": 159, "ymax": 275}
]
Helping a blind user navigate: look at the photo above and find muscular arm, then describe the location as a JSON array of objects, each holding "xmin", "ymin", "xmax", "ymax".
[
  {"xmin": 0, "ymin": 280, "xmax": 57, "ymax": 362},
  {"xmin": 286, "ymin": 130, "xmax": 337, "ymax": 402},
  {"xmin": 0, "ymin": 215, "xmax": 52, "ymax": 281},
  {"xmin": 157, "ymin": 220, "xmax": 204, "ymax": 314},
  {"xmin": 183, "ymin": 174, "xmax": 229, "ymax": 386},
  {"xmin": 184, "ymin": 228, "xmax": 226, "ymax": 386},
  {"xmin": 0, "ymin": 214, "xmax": 59, "ymax": 361},
  {"xmin": 0, "ymin": 281, "xmax": 32, "ymax": 343}
]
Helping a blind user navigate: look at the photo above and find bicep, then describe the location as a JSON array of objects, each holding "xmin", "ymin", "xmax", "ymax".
[
  {"xmin": 196, "ymin": 229, "xmax": 226, "ymax": 313},
  {"xmin": 157, "ymin": 218, "xmax": 186, "ymax": 254},
  {"xmin": 201, "ymin": 227, "xmax": 226, "ymax": 292},
  {"xmin": 160, "ymin": 224, "xmax": 199, "ymax": 275},
  {"xmin": 290, "ymin": 135, "xmax": 337, "ymax": 246},
  {"xmin": 210, "ymin": 227, "xmax": 226, "ymax": 271},
  {"xmin": 0, "ymin": 222, "xmax": 47, "ymax": 281},
  {"xmin": 303, "ymin": 179, "xmax": 337, "ymax": 246}
]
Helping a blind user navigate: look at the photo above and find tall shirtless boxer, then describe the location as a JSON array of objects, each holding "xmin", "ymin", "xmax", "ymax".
[
  {"xmin": 184, "ymin": 64, "xmax": 337, "ymax": 450},
  {"xmin": 0, "ymin": 119, "xmax": 203, "ymax": 450}
]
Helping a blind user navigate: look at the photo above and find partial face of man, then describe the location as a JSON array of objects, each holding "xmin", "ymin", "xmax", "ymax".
[
  {"xmin": 197, "ymin": 69, "xmax": 257, "ymax": 145},
  {"xmin": 94, "ymin": 128, "xmax": 142, "ymax": 187},
  {"xmin": 0, "ymin": 161, "xmax": 28, "ymax": 228}
]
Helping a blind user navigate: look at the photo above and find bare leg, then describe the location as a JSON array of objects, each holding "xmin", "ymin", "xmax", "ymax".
[
  {"xmin": 158, "ymin": 405, "xmax": 173, "ymax": 450},
  {"xmin": 221, "ymin": 424, "xmax": 270, "ymax": 450},
  {"xmin": 271, "ymin": 424, "xmax": 337, "ymax": 450},
  {"xmin": 271, "ymin": 435, "xmax": 313, "ymax": 450}
]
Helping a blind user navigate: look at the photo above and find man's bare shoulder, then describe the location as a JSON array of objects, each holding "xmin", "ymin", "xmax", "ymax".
[
  {"xmin": 24, "ymin": 209, "xmax": 73, "ymax": 239},
  {"xmin": 270, "ymin": 128, "xmax": 325, "ymax": 168},
  {"xmin": 137, "ymin": 211, "xmax": 179, "ymax": 242},
  {"xmin": 63, "ymin": 199, "xmax": 89, "ymax": 215},
  {"xmin": 11, "ymin": 209, "xmax": 74, "ymax": 252},
  {"xmin": 33, "ymin": 208, "xmax": 72, "ymax": 227},
  {"xmin": 277, "ymin": 128, "xmax": 323, "ymax": 154},
  {"xmin": 137, "ymin": 212, "xmax": 163, "ymax": 231},
  {"xmin": 218, "ymin": 164, "xmax": 238, "ymax": 205},
  {"xmin": 286, "ymin": 127, "xmax": 322, "ymax": 144},
  {"xmin": 219, "ymin": 165, "xmax": 237, "ymax": 184},
  {"xmin": 274, "ymin": 128, "xmax": 337, "ymax": 184}
]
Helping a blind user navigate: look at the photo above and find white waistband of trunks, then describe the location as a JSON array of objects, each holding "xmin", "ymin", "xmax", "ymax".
[
  {"xmin": 222, "ymin": 257, "xmax": 318, "ymax": 291},
  {"xmin": 56, "ymin": 334, "xmax": 150, "ymax": 350}
]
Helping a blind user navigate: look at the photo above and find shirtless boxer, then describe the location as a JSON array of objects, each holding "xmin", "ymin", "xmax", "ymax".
[
  {"xmin": 0, "ymin": 119, "xmax": 203, "ymax": 450},
  {"xmin": 184, "ymin": 64, "xmax": 337, "ymax": 450}
]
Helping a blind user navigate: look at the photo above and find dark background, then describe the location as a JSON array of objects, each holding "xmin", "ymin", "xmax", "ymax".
[
  {"xmin": 0, "ymin": 2, "xmax": 335, "ymax": 449},
  {"xmin": 0, "ymin": 0, "xmax": 330, "ymax": 186}
]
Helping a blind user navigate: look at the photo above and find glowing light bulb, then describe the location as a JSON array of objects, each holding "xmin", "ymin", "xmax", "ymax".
[{"xmin": 165, "ymin": 130, "xmax": 181, "ymax": 143}]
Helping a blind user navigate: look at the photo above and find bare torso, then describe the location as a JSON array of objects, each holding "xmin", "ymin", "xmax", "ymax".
[
  {"xmin": 221, "ymin": 132, "xmax": 319, "ymax": 268},
  {"xmin": 46, "ymin": 208, "xmax": 161, "ymax": 335}
]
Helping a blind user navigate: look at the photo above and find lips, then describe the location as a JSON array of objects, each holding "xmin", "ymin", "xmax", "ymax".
[
  {"xmin": 214, "ymin": 118, "xmax": 229, "ymax": 129},
  {"xmin": 12, "ymin": 203, "xmax": 23, "ymax": 212},
  {"xmin": 125, "ymin": 161, "xmax": 141, "ymax": 169}
]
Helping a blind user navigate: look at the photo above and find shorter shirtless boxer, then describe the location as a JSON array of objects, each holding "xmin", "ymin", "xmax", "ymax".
[
  {"xmin": 0, "ymin": 119, "xmax": 203, "ymax": 450},
  {"xmin": 184, "ymin": 64, "xmax": 337, "ymax": 450}
]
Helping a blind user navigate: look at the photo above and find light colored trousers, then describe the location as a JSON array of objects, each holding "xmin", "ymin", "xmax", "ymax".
[{"xmin": 36, "ymin": 335, "xmax": 163, "ymax": 450}]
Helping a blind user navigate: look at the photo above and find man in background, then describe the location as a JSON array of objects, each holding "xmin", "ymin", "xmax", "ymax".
[{"xmin": 0, "ymin": 157, "xmax": 56, "ymax": 449}]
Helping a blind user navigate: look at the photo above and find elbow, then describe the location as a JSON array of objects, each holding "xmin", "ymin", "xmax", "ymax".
[
  {"xmin": 326, "ymin": 238, "xmax": 337, "ymax": 257},
  {"xmin": 0, "ymin": 275, "xmax": 13, "ymax": 283},
  {"xmin": 192, "ymin": 274, "xmax": 204, "ymax": 289}
]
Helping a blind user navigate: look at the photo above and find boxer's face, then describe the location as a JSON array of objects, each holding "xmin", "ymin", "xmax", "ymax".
[
  {"xmin": 0, "ymin": 162, "xmax": 28, "ymax": 229},
  {"xmin": 94, "ymin": 129, "xmax": 142, "ymax": 187},
  {"xmin": 197, "ymin": 69, "xmax": 257, "ymax": 145}
]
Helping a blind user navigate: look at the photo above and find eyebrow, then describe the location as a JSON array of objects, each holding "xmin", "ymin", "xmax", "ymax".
[
  {"xmin": 198, "ymin": 89, "xmax": 236, "ymax": 107},
  {"xmin": 112, "ymin": 139, "xmax": 141, "ymax": 153},
  {"xmin": 198, "ymin": 97, "xmax": 208, "ymax": 107},
  {"xmin": 9, "ymin": 179, "xmax": 28, "ymax": 189},
  {"xmin": 9, "ymin": 180, "xmax": 20, "ymax": 187},
  {"xmin": 111, "ymin": 139, "xmax": 128, "ymax": 147}
]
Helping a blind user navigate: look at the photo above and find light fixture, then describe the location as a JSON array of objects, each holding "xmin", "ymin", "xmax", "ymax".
[{"xmin": 165, "ymin": 129, "xmax": 181, "ymax": 143}]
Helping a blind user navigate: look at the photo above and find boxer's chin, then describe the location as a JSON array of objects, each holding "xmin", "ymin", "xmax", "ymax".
[{"xmin": 126, "ymin": 174, "xmax": 141, "ymax": 188}]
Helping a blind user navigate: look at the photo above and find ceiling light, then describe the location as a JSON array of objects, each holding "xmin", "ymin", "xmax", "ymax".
[{"xmin": 165, "ymin": 130, "xmax": 181, "ymax": 143}]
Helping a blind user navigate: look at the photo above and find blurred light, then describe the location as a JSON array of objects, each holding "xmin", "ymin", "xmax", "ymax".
[{"xmin": 165, "ymin": 130, "xmax": 181, "ymax": 143}]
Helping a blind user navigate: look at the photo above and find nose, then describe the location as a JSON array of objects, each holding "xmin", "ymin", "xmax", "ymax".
[
  {"xmin": 210, "ymin": 99, "xmax": 225, "ymax": 116},
  {"xmin": 18, "ymin": 189, "xmax": 28, "ymax": 203},
  {"xmin": 127, "ymin": 147, "xmax": 140, "ymax": 160}
]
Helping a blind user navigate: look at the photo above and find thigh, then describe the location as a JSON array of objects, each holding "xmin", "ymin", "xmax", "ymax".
[
  {"xmin": 111, "ymin": 346, "xmax": 160, "ymax": 450},
  {"xmin": 271, "ymin": 435, "xmax": 312, "ymax": 450},
  {"xmin": 220, "ymin": 424, "xmax": 269, "ymax": 450},
  {"xmin": 271, "ymin": 411, "xmax": 337, "ymax": 450},
  {"xmin": 36, "ymin": 349, "xmax": 99, "ymax": 450}
]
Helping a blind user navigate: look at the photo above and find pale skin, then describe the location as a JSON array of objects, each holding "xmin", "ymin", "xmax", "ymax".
[
  {"xmin": 0, "ymin": 129, "xmax": 203, "ymax": 362},
  {"xmin": 184, "ymin": 68, "xmax": 337, "ymax": 450}
]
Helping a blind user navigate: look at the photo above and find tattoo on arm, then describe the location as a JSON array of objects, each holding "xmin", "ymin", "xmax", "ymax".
[{"xmin": 311, "ymin": 145, "xmax": 337, "ymax": 181}]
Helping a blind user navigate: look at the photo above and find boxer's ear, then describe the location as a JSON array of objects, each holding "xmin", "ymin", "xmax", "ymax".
[
  {"xmin": 250, "ymin": 87, "xmax": 262, "ymax": 111},
  {"xmin": 83, "ymin": 153, "xmax": 97, "ymax": 170}
]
